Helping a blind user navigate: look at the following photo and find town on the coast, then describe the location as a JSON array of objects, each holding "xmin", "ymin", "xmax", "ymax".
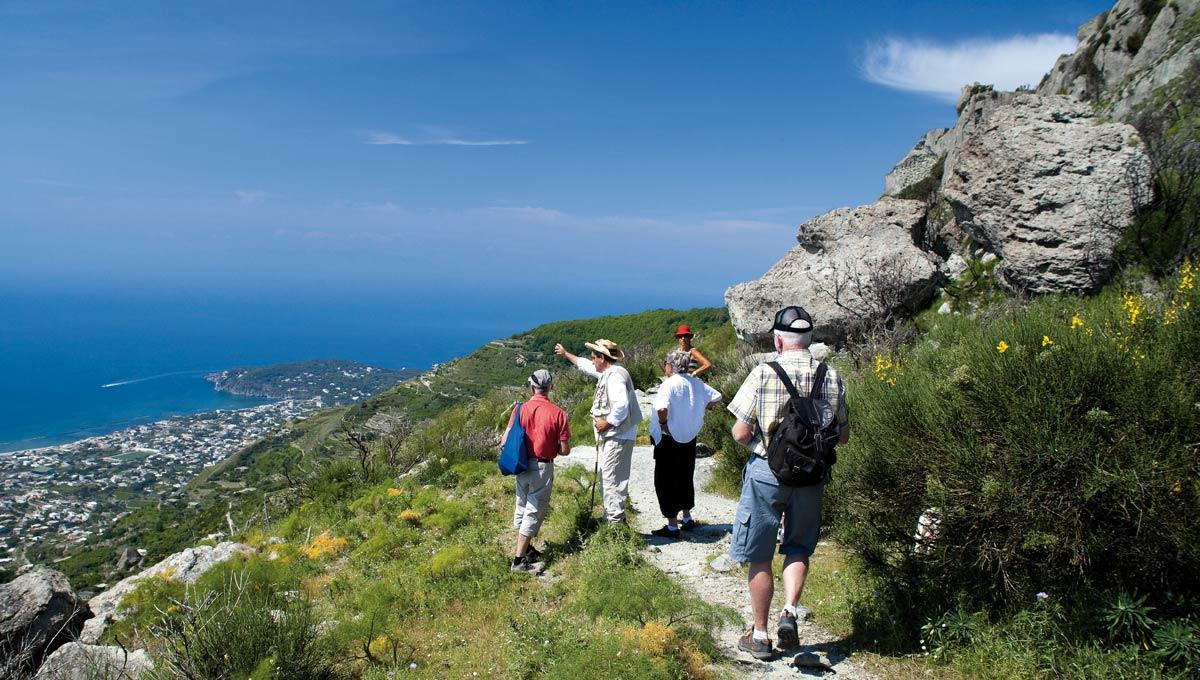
[{"xmin": 0, "ymin": 398, "xmax": 323, "ymax": 566}]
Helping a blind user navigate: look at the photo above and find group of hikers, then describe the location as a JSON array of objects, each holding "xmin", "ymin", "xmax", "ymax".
[{"xmin": 499, "ymin": 306, "xmax": 851, "ymax": 660}]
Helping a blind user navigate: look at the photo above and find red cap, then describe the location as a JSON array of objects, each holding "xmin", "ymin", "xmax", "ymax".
[{"xmin": 674, "ymin": 324, "xmax": 693, "ymax": 338}]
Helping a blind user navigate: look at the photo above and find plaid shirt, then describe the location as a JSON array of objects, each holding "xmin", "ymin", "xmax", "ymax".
[{"xmin": 727, "ymin": 349, "xmax": 848, "ymax": 458}]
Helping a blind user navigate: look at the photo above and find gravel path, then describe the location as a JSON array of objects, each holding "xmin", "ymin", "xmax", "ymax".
[{"xmin": 561, "ymin": 438, "xmax": 877, "ymax": 678}]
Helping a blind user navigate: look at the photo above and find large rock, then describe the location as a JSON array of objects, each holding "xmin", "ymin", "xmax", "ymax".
[
  {"xmin": 1038, "ymin": 0, "xmax": 1200, "ymax": 121},
  {"xmin": 0, "ymin": 569, "xmax": 90, "ymax": 673},
  {"xmin": 942, "ymin": 92, "xmax": 1151, "ymax": 293},
  {"xmin": 80, "ymin": 542, "xmax": 252, "ymax": 644},
  {"xmin": 35, "ymin": 642, "xmax": 152, "ymax": 680},
  {"xmin": 725, "ymin": 198, "xmax": 939, "ymax": 346},
  {"xmin": 883, "ymin": 128, "xmax": 950, "ymax": 197}
]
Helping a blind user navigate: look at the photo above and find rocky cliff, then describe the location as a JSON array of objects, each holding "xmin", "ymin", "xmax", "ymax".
[{"xmin": 727, "ymin": 0, "xmax": 1196, "ymax": 347}]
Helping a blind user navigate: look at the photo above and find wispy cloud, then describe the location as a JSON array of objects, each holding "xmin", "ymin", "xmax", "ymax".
[
  {"xmin": 363, "ymin": 131, "xmax": 414, "ymax": 145},
  {"xmin": 18, "ymin": 177, "xmax": 90, "ymax": 189},
  {"xmin": 437, "ymin": 138, "xmax": 527, "ymax": 146},
  {"xmin": 861, "ymin": 33, "xmax": 1077, "ymax": 101},
  {"xmin": 235, "ymin": 189, "xmax": 271, "ymax": 204},
  {"xmin": 361, "ymin": 130, "xmax": 527, "ymax": 146}
]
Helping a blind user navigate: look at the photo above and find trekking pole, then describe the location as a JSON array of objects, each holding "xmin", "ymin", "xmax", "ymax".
[{"xmin": 589, "ymin": 438, "xmax": 600, "ymax": 516}]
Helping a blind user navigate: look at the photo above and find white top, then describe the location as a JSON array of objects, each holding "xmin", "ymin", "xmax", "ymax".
[
  {"xmin": 573, "ymin": 356, "xmax": 639, "ymax": 440},
  {"xmin": 649, "ymin": 373, "xmax": 722, "ymax": 445}
]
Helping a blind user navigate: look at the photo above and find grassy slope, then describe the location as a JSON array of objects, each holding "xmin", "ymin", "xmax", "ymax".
[{"xmin": 48, "ymin": 307, "xmax": 730, "ymax": 590}]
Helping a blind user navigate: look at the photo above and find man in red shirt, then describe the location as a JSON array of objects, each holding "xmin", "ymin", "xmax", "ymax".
[{"xmin": 501, "ymin": 369, "xmax": 571, "ymax": 572}]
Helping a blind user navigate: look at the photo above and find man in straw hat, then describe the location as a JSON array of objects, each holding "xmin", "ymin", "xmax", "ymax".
[
  {"xmin": 500, "ymin": 369, "xmax": 571, "ymax": 573},
  {"xmin": 554, "ymin": 338, "xmax": 642, "ymax": 524}
]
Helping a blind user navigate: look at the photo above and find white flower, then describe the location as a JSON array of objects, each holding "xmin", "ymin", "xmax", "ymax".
[{"xmin": 1036, "ymin": 591, "xmax": 1049, "ymax": 600}]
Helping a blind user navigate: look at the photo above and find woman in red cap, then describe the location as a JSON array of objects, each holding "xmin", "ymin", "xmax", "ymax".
[{"xmin": 674, "ymin": 324, "xmax": 712, "ymax": 378}]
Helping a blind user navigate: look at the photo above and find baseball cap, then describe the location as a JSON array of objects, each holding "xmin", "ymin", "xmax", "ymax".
[
  {"xmin": 772, "ymin": 306, "xmax": 814, "ymax": 333},
  {"xmin": 528, "ymin": 369, "xmax": 553, "ymax": 390}
]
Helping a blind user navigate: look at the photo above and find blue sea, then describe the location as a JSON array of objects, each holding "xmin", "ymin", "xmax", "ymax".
[{"xmin": 0, "ymin": 285, "xmax": 715, "ymax": 452}]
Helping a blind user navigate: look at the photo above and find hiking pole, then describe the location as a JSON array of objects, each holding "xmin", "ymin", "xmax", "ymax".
[{"xmin": 589, "ymin": 439, "xmax": 600, "ymax": 517}]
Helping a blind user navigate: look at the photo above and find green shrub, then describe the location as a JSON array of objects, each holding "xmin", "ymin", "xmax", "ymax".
[
  {"xmin": 150, "ymin": 577, "xmax": 338, "ymax": 680},
  {"xmin": 828, "ymin": 269, "xmax": 1200, "ymax": 636}
]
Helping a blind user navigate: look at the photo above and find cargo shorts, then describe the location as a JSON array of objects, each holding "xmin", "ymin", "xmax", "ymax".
[{"xmin": 729, "ymin": 455, "xmax": 824, "ymax": 564}]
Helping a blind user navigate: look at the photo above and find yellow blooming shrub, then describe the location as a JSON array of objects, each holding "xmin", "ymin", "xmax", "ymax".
[
  {"xmin": 872, "ymin": 353, "xmax": 902, "ymax": 385},
  {"xmin": 302, "ymin": 531, "xmax": 347, "ymax": 559},
  {"xmin": 386, "ymin": 487, "xmax": 403, "ymax": 497},
  {"xmin": 621, "ymin": 621, "xmax": 711, "ymax": 679},
  {"xmin": 398, "ymin": 509, "xmax": 422, "ymax": 523}
]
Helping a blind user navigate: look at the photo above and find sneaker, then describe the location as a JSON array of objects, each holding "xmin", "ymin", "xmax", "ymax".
[
  {"xmin": 650, "ymin": 526, "xmax": 681, "ymax": 539},
  {"xmin": 524, "ymin": 546, "xmax": 544, "ymax": 563},
  {"xmin": 738, "ymin": 629, "xmax": 774, "ymax": 660},
  {"xmin": 679, "ymin": 518, "xmax": 697, "ymax": 531},
  {"xmin": 510, "ymin": 555, "xmax": 540, "ymax": 574},
  {"xmin": 776, "ymin": 611, "xmax": 799, "ymax": 650}
]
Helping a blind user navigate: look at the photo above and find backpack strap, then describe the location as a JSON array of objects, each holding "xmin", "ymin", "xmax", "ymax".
[
  {"xmin": 766, "ymin": 361, "xmax": 802, "ymax": 401},
  {"xmin": 810, "ymin": 362, "xmax": 829, "ymax": 400}
]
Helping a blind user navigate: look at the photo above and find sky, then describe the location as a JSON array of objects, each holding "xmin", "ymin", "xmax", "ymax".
[{"xmin": 0, "ymin": 0, "xmax": 1112, "ymax": 310}]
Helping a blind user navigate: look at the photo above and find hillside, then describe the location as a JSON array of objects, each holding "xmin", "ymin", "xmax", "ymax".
[{"xmin": 207, "ymin": 359, "xmax": 419, "ymax": 404}]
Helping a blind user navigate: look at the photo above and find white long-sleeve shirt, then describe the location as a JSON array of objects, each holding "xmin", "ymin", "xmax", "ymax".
[{"xmin": 573, "ymin": 356, "xmax": 640, "ymax": 440}]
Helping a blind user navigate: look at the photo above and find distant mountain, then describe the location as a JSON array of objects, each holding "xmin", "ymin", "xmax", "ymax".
[{"xmin": 206, "ymin": 359, "xmax": 418, "ymax": 404}]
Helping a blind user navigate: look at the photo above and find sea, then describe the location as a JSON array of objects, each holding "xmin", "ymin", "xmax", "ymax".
[{"xmin": 0, "ymin": 285, "xmax": 714, "ymax": 453}]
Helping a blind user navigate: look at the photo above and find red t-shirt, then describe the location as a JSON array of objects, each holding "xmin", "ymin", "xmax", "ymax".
[{"xmin": 505, "ymin": 395, "xmax": 571, "ymax": 461}]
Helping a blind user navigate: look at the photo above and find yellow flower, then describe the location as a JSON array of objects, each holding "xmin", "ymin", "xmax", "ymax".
[
  {"xmin": 1042, "ymin": 335, "xmax": 1054, "ymax": 347},
  {"xmin": 1122, "ymin": 292, "xmax": 1144, "ymax": 326},
  {"xmin": 302, "ymin": 531, "xmax": 348, "ymax": 559},
  {"xmin": 387, "ymin": 487, "xmax": 402, "ymax": 497},
  {"xmin": 1070, "ymin": 315, "xmax": 1084, "ymax": 330},
  {"xmin": 398, "ymin": 509, "xmax": 422, "ymax": 523},
  {"xmin": 996, "ymin": 341, "xmax": 1009, "ymax": 353},
  {"xmin": 1172, "ymin": 481, "xmax": 1183, "ymax": 495}
]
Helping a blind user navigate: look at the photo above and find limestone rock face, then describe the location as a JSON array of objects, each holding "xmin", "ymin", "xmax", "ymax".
[
  {"xmin": 942, "ymin": 92, "xmax": 1151, "ymax": 293},
  {"xmin": 882, "ymin": 128, "xmax": 949, "ymax": 197},
  {"xmin": 725, "ymin": 198, "xmax": 939, "ymax": 347},
  {"xmin": 0, "ymin": 569, "xmax": 90, "ymax": 672},
  {"xmin": 1038, "ymin": 0, "xmax": 1200, "ymax": 121},
  {"xmin": 80, "ymin": 542, "xmax": 252, "ymax": 644},
  {"xmin": 35, "ymin": 642, "xmax": 153, "ymax": 680}
]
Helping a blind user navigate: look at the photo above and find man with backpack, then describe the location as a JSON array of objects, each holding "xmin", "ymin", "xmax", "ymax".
[
  {"xmin": 501, "ymin": 369, "xmax": 571, "ymax": 573},
  {"xmin": 726, "ymin": 306, "xmax": 850, "ymax": 659}
]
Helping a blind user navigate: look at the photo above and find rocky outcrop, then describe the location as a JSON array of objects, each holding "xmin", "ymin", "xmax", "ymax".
[
  {"xmin": 725, "ymin": 198, "xmax": 939, "ymax": 347},
  {"xmin": 883, "ymin": 128, "xmax": 949, "ymax": 197},
  {"xmin": 81, "ymin": 542, "xmax": 252, "ymax": 644},
  {"xmin": 35, "ymin": 642, "xmax": 152, "ymax": 680},
  {"xmin": 1038, "ymin": 0, "xmax": 1200, "ymax": 121},
  {"xmin": 0, "ymin": 569, "xmax": 90, "ymax": 673},
  {"xmin": 942, "ymin": 92, "xmax": 1151, "ymax": 293}
]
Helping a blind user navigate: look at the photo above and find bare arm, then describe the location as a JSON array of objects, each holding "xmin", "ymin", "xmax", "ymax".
[
  {"xmin": 559, "ymin": 439, "xmax": 570, "ymax": 456},
  {"xmin": 554, "ymin": 343, "xmax": 580, "ymax": 364},
  {"xmin": 838, "ymin": 425, "xmax": 850, "ymax": 445},
  {"xmin": 732, "ymin": 419, "xmax": 756, "ymax": 446},
  {"xmin": 689, "ymin": 347, "xmax": 713, "ymax": 377}
]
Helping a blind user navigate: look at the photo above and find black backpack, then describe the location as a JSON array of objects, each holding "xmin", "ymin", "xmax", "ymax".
[{"xmin": 764, "ymin": 361, "xmax": 839, "ymax": 487}]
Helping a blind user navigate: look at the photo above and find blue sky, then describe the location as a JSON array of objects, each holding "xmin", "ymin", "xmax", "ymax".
[{"xmin": 1, "ymin": 0, "xmax": 1111, "ymax": 308}]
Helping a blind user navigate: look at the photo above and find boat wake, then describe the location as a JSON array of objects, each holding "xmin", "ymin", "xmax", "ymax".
[{"xmin": 100, "ymin": 370, "xmax": 210, "ymax": 389}]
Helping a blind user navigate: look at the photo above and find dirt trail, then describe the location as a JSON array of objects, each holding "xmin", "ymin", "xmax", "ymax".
[{"xmin": 562, "ymin": 437, "xmax": 876, "ymax": 678}]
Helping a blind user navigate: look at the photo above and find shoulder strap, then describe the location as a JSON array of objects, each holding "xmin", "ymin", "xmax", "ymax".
[
  {"xmin": 766, "ymin": 361, "xmax": 801, "ymax": 401},
  {"xmin": 810, "ymin": 363, "xmax": 829, "ymax": 400}
]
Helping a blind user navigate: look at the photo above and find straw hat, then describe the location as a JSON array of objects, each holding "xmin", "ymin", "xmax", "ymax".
[{"xmin": 584, "ymin": 338, "xmax": 625, "ymax": 362}]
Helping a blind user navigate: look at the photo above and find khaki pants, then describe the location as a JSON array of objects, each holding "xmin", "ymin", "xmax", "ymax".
[
  {"xmin": 513, "ymin": 461, "xmax": 554, "ymax": 537},
  {"xmin": 598, "ymin": 438, "xmax": 634, "ymax": 523}
]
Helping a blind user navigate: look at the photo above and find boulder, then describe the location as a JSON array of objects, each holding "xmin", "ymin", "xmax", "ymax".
[
  {"xmin": 35, "ymin": 642, "xmax": 152, "ymax": 680},
  {"xmin": 80, "ymin": 542, "xmax": 252, "ymax": 644},
  {"xmin": 0, "ymin": 569, "xmax": 90, "ymax": 673},
  {"xmin": 114, "ymin": 547, "xmax": 141, "ymax": 573},
  {"xmin": 725, "ymin": 198, "xmax": 939, "ymax": 347},
  {"xmin": 942, "ymin": 92, "xmax": 1151, "ymax": 293}
]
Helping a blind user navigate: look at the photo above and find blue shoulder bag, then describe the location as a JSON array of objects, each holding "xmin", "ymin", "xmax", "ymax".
[{"xmin": 498, "ymin": 402, "xmax": 530, "ymax": 475}]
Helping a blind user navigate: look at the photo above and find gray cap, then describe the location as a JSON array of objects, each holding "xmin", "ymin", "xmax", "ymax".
[
  {"xmin": 666, "ymin": 350, "xmax": 692, "ymax": 374},
  {"xmin": 528, "ymin": 369, "xmax": 553, "ymax": 390}
]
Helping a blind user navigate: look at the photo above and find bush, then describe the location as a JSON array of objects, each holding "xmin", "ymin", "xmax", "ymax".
[
  {"xmin": 150, "ymin": 576, "xmax": 339, "ymax": 680},
  {"xmin": 828, "ymin": 269, "xmax": 1200, "ymax": 642}
]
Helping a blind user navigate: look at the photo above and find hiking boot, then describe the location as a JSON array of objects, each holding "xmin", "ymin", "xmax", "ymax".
[
  {"xmin": 524, "ymin": 546, "xmax": 544, "ymax": 563},
  {"xmin": 650, "ymin": 525, "xmax": 681, "ymax": 539},
  {"xmin": 510, "ymin": 555, "xmax": 540, "ymax": 574},
  {"xmin": 679, "ymin": 518, "xmax": 697, "ymax": 531},
  {"xmin": 776, "ymin": 611, "xmax": 799, "ymax": 650},
  {"xmin": 738, "ymin": 629, "xmax": 774, "ymax": 660}
]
